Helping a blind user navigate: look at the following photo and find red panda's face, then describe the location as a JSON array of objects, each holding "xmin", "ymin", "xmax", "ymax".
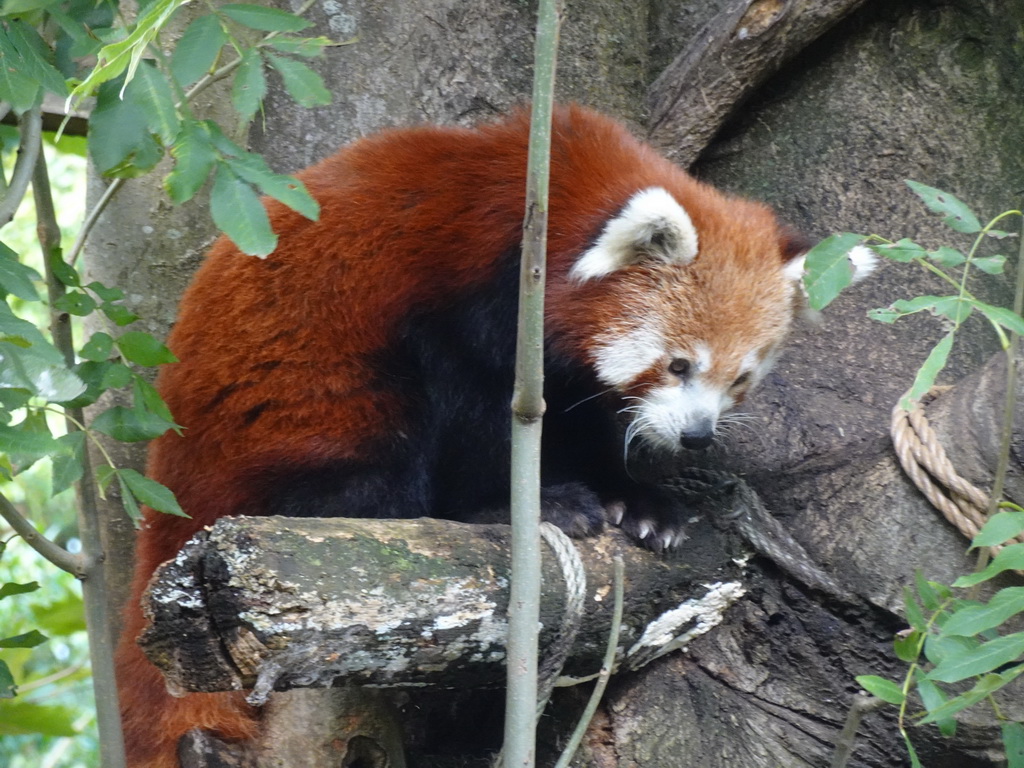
[{"xmin": 559, "ymin": 185, "xmax": 807, "ymax": 455}]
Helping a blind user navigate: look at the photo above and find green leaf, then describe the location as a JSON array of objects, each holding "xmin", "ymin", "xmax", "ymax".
[
  {"xmin": 67, "ymin": 0, "xmax": 190, "ymax": 105},
  {"xmin": 0, "ymin": 241, "xmax": 41, "ymax": 300},
  {"xmin": 973, "ymin": 301, "xmax": 1024, "ymax": 337},
  {"xmin": 906, "ymin": 180, "xmax": 982, "ymax": 234},
  {"xmin": 170, "ymin": 13, "xmax": 226, "ymax": 88},
  {"xmin": 802, "ymin": 233, "xmax": 864, "ymax": 311},
  {"xmin": 903, "ymin": 586, "xmax": 927, "ymax": 631},
  {"xmin": 888, "ymin": 295, "xmax": 971, "ymax": 324},
  {"xmin": 973, "ymin": 255, "xmax": 1006, "ymax": 275},
  {"xmin": 53, "ymin": 290, "xmax": 97, "ymax": 316},
  {"xmin": 868, "ymin": 307, "xmax": 899, "ymax": 324},
  {"xmin": 165, "ymin": 120, "xmax": 217, "ymax": 204},
  {"xmin": 223, "ymin": 152, "xmax": 319, "ymax": 220},
  {"xmin": 265, "ymin": 53, "xmax": 330, "ymax": 108},
  {"xmin": 913, "ymin": 671, "xmax": 956, "ymax": 737},
  {"xmin": 51, "ymin": 431, "xmax": 85, "ymax": 496},
  {"xmin": 2, "ymin": 0, "xmax": 61, "ymax": 14},
  {"xmin": 855, "ymin": 674, "xmax": 904, "ymax": 705},
  {"xmin": 0, "ymin": 420, "xmax": 63, "ymax": 473},
  {"xmin": 115, "ymin": 469, "xmax": 142, "ymax": 523},
  {"xmin": 0, "ymin": 701, "xmax": 77, "ymax": 736},
  {"xmin": 928, "ymin": 246, "xmax": 967, "ymax": 267},
  {"xmin": 927, "ymin": 632, "xmax": 1024, "ymax": 683},
  {"xmin": 231, "ymin": 47, "xmax": 266, "ymax": 123},
  {"xmin": 80, "ymin": 331, "xmax": 114, "ymax": 362},
  {"xmin": 30, "ymin": 592, "xmax": 85, "ymax": 635},
  {"xmin": 91, "ymin": 406, "xmax": 175, "ymax": 442},
  {"xmin": 101, "ymin": 301, "xmax": 139, "ymax": 326},
  {"xmin": 0, "ymin": 582, "xmax": 39, "ymax": 600},
  {"xmin": 954, "ymin": 542, "xmax": 1024, "ymax": 587},
  {"xmin": 0, "ymin": 660, "xmax": 14, "ymax": 699},
  {"xmin": 942, "ymin": 588, "xmax": 1024, "ymax": 638},
  {"xmin": 0, "ymin": 338, "xmax": 86, "ymax": 402},
  {"xmin": 84, "ymin": 280, "xmax": 123, "ymax": 303},
  {"xmin": 914, "ymin": 570, "xmax": 947, "ymax": 612},
  {"xmin": 220, "ymin": 4, "xmax": 312, "ymax": 32},
  {"xmin": 115, "ymin": 331, "xmax": 177, "ymax": 367},
  {"xmin": 902, "ymin": 331, "xmax": 954, "ymax": 408},
  {"xmin": 132, "ymin": 375, "xmax": 175, "ymax": 425},
  {"xmin": 870, "ymin": 238, "xmax": 926, "ymax": 263},
  {"xmin": 973, "ymin": 510, "xmax": 1024, "ymax": 548},
  {"xmin": 924, "ymin": 632, "xmax": 979, "ymax": 666},
  {"xmin": 132, "ymin": 59, "xmax": 181, "ymax": 146},
  {"xmin": 4, "ymin": 19, "xmax": 68, "ymax": 98},
  {"xmin": 902, "ymin": 732, "xmax": 923, "ymax": 768},
  {"xmin": 0, "ymin": 27, "xmax": 41, "ymax": 112},
  {"xmin": 119, "ymin": 468, "xmax": 187, "ymax": 517},
  {"xmin": 89, "ymin": 76, "xmax": 163, "ymax": 177},
  {"xmin": 267, "ymin": 35, "xmax": 332, "ymax": 57},
  {"xmin": 50, "ymin": 256, "xmax": 79, "ymax": 287},
  {"xmin": 918, "ymin": 668, "xmax": 1024, "ymax": 724},
  {"xmin": 0, "ymin": 630, "xmax": 47, "ymax": 648},
  {"xmin": 1004, "ymin": 722, "xmax": 1024, "ymax": 768},
  {"xmin": 894, "ymin": 629, "xmax": 924, "ymax": 663},
  {"xmin": 210, "ymin": 163, "xmax": 277, "ymax": 256}
]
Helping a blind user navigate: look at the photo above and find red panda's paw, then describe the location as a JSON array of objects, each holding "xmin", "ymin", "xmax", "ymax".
[
  {"xmin": 614, "ymin": 492, "xmax": 690, "ymax": 554},
  {"xmin": 540, "ymin": 482, "xmax": 606, "ymax": 538}
]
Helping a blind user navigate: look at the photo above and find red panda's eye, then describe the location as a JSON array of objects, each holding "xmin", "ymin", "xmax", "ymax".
[
  {"xmin": 668, "ymin": 358, "xmax": 692, "ymax": 379},
  {"xmin": 732, "ymin": 372, "xmax": 751, "ymax": 389}
]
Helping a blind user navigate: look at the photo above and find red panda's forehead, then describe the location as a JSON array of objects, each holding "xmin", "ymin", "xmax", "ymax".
[{"xmin": 578, "ymin": 255, "xmax": 795, "ymax": 390}]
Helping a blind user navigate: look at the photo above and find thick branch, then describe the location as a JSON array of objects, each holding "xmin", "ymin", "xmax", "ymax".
[
  {"xmin": 646, "ymin": 0, "xmax": 869, "ymax": 164},
  {"xmin": 138, "ymin": 517, "xmax": 750, "ymax": 702}
]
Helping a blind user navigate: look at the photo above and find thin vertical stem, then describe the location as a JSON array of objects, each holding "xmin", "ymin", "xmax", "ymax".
[
  {"xmin": 33, "ymin": 144, "xmax": 127, "ymax": 768},
  {"xmin": 503, "ymin": 0, "xmax": 563, "ymax": 766}
]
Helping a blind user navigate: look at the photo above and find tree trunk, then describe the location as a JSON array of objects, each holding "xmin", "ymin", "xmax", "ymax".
[{"xmin": 91, "ymin": 0, "xmax": 1024, "ymax": 765}]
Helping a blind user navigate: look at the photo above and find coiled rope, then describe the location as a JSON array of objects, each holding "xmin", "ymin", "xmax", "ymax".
[{"xmin": 890, "ymin": 389, "xmax": 1023, "ymax": 554}]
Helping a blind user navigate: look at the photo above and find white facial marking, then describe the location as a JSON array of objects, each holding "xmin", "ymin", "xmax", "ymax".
[
  {"xmin": 631, "ymin": 380, "xmax": 732, "ymax": 452},
  {"xmin": 782, "ymin": 254, "xmax": 806, "ymax": 282},
  {"xmin": 571, "ymin": 187, "xmax": 699, "ymax": 282},
  {"xmin": 593, "ymin": 323, "xmax": 666, "ymax": 388},
  {"xmin": 693, "ymin": 342, "xmax": 712, "ymax": 374}
]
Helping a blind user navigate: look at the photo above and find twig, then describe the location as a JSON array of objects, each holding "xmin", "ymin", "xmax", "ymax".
[
  {"xmin": 0, "ymin": 103, "xmax": 43, "ymax": 228},
  {"xmin": 553, "ymin": 556, "xmax": 624, "ymax": 768},
  {"xmin": 67, "ymin": 177, "xmax": 123, "ymax": 267},
  {"xmin": 34, "ymin": 141, "xmax": 128, "ymax": 768},
  {"xmin": 502, "ymin": 1, "xmax": 563, "ymax": 766},
  {"xmin": 829, "ymin": 693, "xmax": 885, "ymax": 768},
  {"xmin": 0, "ymin": 492, "xmax": 83, "ymax": 575},
  {"xmin": 974, "ymin": 211, "xmax": 1024, "ymax": 577}
]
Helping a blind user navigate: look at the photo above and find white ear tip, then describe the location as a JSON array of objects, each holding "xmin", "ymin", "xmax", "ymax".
[
  {"xmin": 847, "ymin": 245, "xmax": 877, "ymax": 282},
  {"xmin": 782, "ymin": 254, "xmax": 806, "ymax": 282}
]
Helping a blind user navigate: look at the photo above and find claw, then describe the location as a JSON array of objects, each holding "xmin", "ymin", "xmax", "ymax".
[{"xmin": 606, "ymin": 501, "xmax": 626, "ymax": 526}]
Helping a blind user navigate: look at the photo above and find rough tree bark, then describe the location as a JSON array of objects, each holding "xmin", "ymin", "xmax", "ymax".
[{"xmin": 90, "ymin": 0, "xmax": 1024, "ymax": 766}]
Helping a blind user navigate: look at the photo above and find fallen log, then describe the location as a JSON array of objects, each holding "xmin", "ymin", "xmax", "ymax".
[{"xmin": 139, "ymin": 515, "xmax": 752, "ymax": 704}]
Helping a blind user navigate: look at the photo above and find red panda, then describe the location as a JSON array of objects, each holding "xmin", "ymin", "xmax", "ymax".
[{"xmin": 116, "ymin": 104, "xmax": 865, "ymax": 767}]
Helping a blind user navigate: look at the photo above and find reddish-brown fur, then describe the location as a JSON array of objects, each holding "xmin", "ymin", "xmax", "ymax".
[{"xmin": 117, "ymin": 105, "xmax": 799, "ymax": 767}]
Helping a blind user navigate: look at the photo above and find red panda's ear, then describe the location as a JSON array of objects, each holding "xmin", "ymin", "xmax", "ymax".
[
  {"xmin": 570, "ymin": 187, "xmax": 699, "ymax": 281},
  {"xmin": 779, "ymin": 226, "xmax": 813, "ymax": 264},
  {"xmin": 779, "ymin": 226, "xmax": 812, "ymax": 283}
]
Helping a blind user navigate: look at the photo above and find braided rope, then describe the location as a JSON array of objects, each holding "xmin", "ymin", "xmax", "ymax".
[
  {"xmin": 536, "ymin": 522, "xmax": 587, "ymax": 717},
  {"xmin": 890, "ymin": 390, "xmax": 1022, "ymax": 554}
]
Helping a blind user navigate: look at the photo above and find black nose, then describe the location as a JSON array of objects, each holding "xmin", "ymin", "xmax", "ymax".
[{"xmin": 680, "ymin": 431, "xmax": 714, "ymax": 450}]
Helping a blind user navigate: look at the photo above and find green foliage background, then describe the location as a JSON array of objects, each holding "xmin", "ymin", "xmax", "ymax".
[{"xmin": 0, "ymin": 141, "xmax": 94, "ymax": 766}]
